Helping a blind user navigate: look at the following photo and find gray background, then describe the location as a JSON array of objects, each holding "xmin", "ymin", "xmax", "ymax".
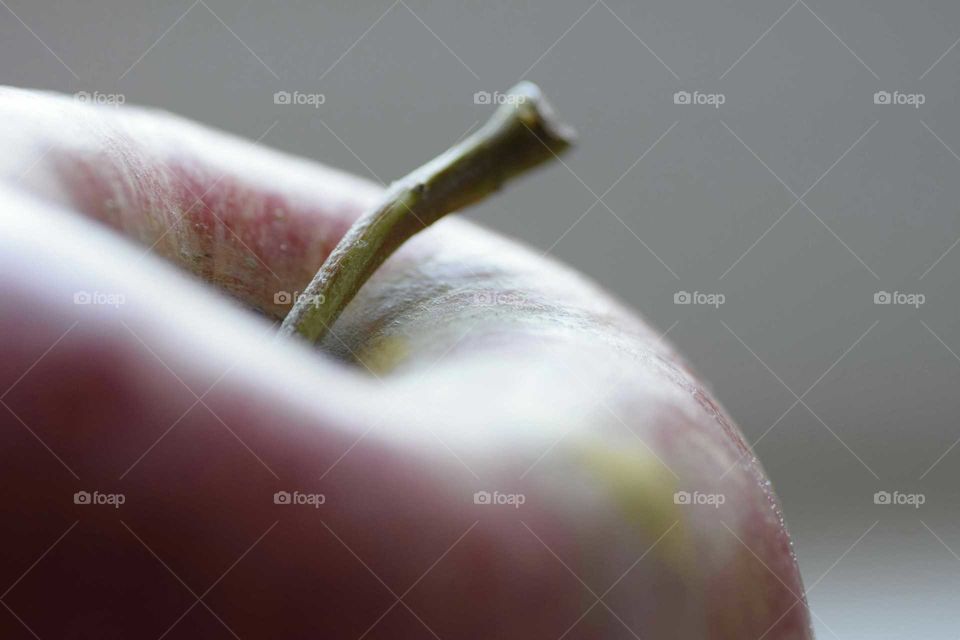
[{"xmin": 3, "ymin": 0, "xmax": 959, "ymax": 637}]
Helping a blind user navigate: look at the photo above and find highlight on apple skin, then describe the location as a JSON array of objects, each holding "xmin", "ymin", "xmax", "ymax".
[{"xmin": 0, "ymin": 86, "xmax": 812, "ymax": 639}]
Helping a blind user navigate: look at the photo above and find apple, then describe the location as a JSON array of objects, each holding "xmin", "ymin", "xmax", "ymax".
[{"xmin": 0, "ymin": 86, "xmax": 812, "ymax": 639}]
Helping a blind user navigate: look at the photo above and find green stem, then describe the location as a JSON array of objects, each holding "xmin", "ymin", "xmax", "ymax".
[{"xmin": 278, "ymin": 81, "xmax": 576, "ymax": 344}]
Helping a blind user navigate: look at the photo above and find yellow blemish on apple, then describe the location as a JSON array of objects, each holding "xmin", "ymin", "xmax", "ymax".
[
  {"xmin": 571, "ymin": 436, "xmax": 692, "ymax": 575},
  {"xmin": 356, "ymin": 334, "xmax": 411, "ymax": 375}
]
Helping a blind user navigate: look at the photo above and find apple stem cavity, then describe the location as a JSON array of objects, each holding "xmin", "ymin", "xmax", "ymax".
[{"xmin": 278, "ymin": 81, "xmax": 576, "ymax": 345}]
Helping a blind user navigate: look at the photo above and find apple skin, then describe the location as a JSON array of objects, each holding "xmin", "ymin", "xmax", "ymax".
[{"xmin": 0, "ymin": 88, "xmax": 812, "ymax": 639}]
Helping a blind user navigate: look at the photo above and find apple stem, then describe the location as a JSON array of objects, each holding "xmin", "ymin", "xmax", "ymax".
[{"xmin": 278, "ymin": 81, "xmax": 576, "ymax": 344}]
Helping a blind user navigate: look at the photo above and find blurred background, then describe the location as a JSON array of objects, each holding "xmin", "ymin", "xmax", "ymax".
[{"xmin": 3, "ymin": 0, "xmax": 959, "ymax": 636}]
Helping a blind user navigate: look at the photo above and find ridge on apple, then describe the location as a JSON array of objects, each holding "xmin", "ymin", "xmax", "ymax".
[{"xmin": 0, "ymin": 84, "xmax": 812, "ymax": 639}]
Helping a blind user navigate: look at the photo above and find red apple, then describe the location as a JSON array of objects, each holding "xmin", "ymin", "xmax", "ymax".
[{"xmin": 0, "ymin": 87, "xmax": 811, "ymax": 639}]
